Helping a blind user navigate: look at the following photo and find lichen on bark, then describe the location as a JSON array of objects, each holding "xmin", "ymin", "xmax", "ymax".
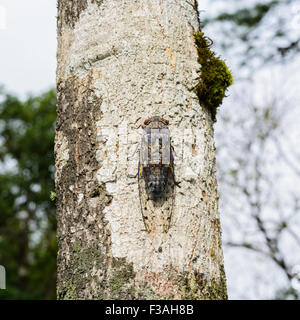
[
  {"xmin": 57, "ymin": 239, "xmax": 137, "ymax": 300},
  {"xmin": 178, "ymin": 268, "xmax": 228, "ymax": 300}
]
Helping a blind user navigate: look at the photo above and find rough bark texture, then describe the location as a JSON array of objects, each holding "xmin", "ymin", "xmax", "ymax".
[{"xmin": 56, "ymin": 0, "xmax": 227, "ymax": 299}]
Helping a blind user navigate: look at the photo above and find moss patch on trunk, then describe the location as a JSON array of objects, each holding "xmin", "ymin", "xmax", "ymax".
[
  {"xmin": 178, "ymin": 269, "xmax": 228, "ymax": 300},
  {"xmin": 194, "ymin": 31, "xmax": 233, "ymax": 121}
]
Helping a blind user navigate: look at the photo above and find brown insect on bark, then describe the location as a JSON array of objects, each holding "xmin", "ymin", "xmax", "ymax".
[{"xmin": 138, "ymin": 116, "xmax": 179, "ymax": 233}]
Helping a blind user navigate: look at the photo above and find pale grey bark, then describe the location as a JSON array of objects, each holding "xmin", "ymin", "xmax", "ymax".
[{"xmin": 56, "ymin": 0, "xmax": 227, "ymax": 299}]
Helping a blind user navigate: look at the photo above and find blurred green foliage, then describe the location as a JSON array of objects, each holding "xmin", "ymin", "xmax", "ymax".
[
  {"xmin": 275, "ymin": 287, "xmax": 299, "ymax": 300},
  {"xmin": 214, "ymin": 1, "xmax": 280, "ymax": 27},
  {"xmin": 0, "ymin": 89, "xmax": 56, "ymax": 299}
]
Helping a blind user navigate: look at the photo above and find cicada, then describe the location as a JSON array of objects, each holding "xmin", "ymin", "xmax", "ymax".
[{"xmin": 138, "ymin": 116, "xmax": 178, "ymax": 233}]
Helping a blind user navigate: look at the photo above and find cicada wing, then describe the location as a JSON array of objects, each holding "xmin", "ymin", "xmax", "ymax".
[
  {"xmin": 161, "ymin": 166, "xmax": 175, "ymax": 233},
  {"xmin": 138, "ymin": 159, "xmax": 155, "ymax": 233}
]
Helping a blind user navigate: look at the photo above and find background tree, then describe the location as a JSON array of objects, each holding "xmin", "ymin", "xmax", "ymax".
[
  {"xmin": 200, "ymin": 0, "xmax": 300, "ymax": 298},
  {"xmin": 216, "ymin": 83, "xmax": 300, "ymax": 299},
  {"xmin": 0, "ymin": 89, "xmax": 56, "ymax": 299},
  {"xmin": 203, "ymin": 0, "xmax": 300, "ymax": 68}
]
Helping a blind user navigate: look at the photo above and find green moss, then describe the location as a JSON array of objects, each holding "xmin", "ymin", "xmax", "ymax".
[
  {"xmin": 57, "ymin": 240, "xmax": 106, "ymax": 300},
  {"xmin": 109, "ymin": 257, "xmax": 136, "ymax": 299},
  {"xmin": 194, "ymin": 31, "xmax": 233, "ymax": 121},
  {"xmin": 58, "ymin": 238, "xmax": 227, "ymax": 300},
  {"xmin": 178, "ymin": 270, "xmax": 227, "ymax": 300},
  {"xmin": 59, "ymin": 279, "xmax": 77, "ymax": 300},
  {"xmin": 57, "ymin": 240, "xmax": 137, "ymax": 300},
  {"xmin": 50, "ymin": 191, "xmax": 56, "ymax": 201}
]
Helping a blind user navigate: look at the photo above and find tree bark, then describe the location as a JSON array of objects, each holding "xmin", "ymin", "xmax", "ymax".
[{"xmin": 55, "ymin": 0, "xmax": 227, "ymax": 299}]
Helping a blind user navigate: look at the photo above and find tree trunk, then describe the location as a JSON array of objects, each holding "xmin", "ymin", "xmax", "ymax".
[{"xmin": 55, "ymin": 0, "xmax": 227, "ymax": 300}]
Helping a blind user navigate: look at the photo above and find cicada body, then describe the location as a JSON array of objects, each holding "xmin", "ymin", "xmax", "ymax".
[{"xmin": 138, "ymin": 116, "xmax": 176, "ymax": 233}]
